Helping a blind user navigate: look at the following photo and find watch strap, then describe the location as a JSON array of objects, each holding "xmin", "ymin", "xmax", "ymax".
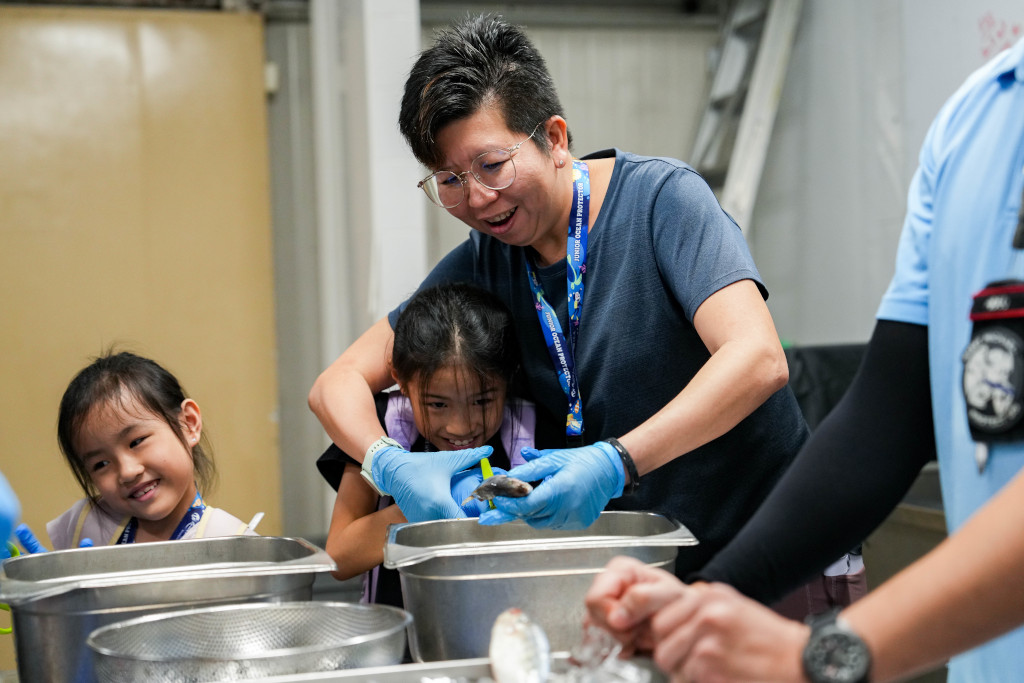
[
  {"xmin": 360, "ymin": 436, "xmax": 401, "ymax": 496},
  {"xmin": 805, "ymin": 607, "xmax": 843, "ymax": 630},
  {"xmin": 603, "ymin": 437, "xmax": 639, "ymax": 495}
]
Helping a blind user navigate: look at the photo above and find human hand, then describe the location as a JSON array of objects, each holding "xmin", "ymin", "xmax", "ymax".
[
  {"xmin": 450, "ymin": 466, "xmax": 509, "ymax": 517},
  {"xmin": 371, "ymin": 445, "xmax": 494, "ymax": 522},
  {"xmin": 478, "ymin": 442, "xmax": 624, "ymax": 529},
  {"xmin": 12, "ymin": 525, "xmax": 93, "ymax": 553},
  {"xmin": 14, "ymin": 524, "xmax": 48, "ymax": 554},
  {"xmin": 646, "ymin": 580, "xmax": 809, "ymax": 682},
  {"xmin": 583, "ymin": 556, "xmax": 688, "ymax": 656}
]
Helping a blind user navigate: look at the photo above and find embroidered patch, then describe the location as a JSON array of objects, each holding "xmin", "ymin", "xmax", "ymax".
[{"xmin": 963, "ymin": 326, "xmax": 1024, "ymax": 434}]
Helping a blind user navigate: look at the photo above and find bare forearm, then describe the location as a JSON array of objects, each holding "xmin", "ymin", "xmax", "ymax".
[
  {"xmin": 310, "ymin": 366, "xmax": 385, "ymax": 462},
  {"xmin": 327, "ymin": 504, "xmax": 407, "ymax": 580},
  {"xmin": 308, "ymin": 317, "xmax": 396, "ymax": 462},
  {"xmin": 620, "ymin": 336, "xmax": 786, "ymax": 475},
  {"xmin": 620, "ymin": 280, "xmax": 788, "ymax": 474},
  {"xmin": 846, "ymin": 469, "xmax": 1024, "ymax": 681}
]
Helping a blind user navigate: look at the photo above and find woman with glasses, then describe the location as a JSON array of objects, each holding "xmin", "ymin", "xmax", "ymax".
[{"xmin": 309, "ymin": 14, "xmax": 810, "ymax": 581}]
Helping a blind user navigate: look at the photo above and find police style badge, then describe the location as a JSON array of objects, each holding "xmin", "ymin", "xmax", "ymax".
[{"xmin": 963, "ymin": 280, "xmax": 1024, "ymax": 472}]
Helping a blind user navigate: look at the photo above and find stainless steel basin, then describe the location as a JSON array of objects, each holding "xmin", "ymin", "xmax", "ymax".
[
  {"xmin": 243, "ymin": 653, "xmax": 667, "ymax": 682},
  {"xmin": 0, "ymin": 535, "xmax": 335, "ymax": 683},
  {"xmin": 383, "ymin": 511, "xmax": 697, "ymax": 662}
]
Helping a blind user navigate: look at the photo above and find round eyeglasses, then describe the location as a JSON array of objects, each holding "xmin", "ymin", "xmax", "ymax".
[{"xmin": 417, "ymin": 122, "xmax": 544, "ymax": 209}]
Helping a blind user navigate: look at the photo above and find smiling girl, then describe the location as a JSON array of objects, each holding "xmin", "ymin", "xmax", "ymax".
[
  {"xmin": 46, "ymin": 351, "xmax": 256, "ymax": 549},
  {"xmin": 316, "ymin": 282, "xmax": 535, "ymax": 607}
]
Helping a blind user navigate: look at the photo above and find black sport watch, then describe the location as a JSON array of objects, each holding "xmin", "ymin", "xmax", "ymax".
[{"xmin": 802, "ymin": 609, "xmax": 871, "ymax": 683}]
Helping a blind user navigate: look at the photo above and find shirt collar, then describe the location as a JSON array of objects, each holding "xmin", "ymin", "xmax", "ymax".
[{"xmin": 998, "ymin": 36, "xmax": 1024, "ymax": 84}]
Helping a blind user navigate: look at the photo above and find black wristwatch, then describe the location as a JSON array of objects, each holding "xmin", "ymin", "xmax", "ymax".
[{"xmin": 802, "ymin": 609, "xmax": 871, "ymax": 683}]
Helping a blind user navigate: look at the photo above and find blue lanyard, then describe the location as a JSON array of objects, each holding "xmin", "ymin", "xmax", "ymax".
[
  {"xmin": 118, "ymin": 491, "xmax": 206, "ymax": 544},
  {"xmin": 525, "ymin": 160, "xmax": 590, "ymax": 440}
]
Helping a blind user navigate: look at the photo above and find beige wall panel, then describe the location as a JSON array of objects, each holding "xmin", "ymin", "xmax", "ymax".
[{"xmin": 0, "ymin": 7, "xmax": 280, "ymax": 669}]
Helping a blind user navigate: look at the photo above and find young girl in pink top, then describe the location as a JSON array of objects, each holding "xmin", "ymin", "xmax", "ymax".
[{"xmin": 316, "ymin": 283, "xmax": 535, "ymax": 607}]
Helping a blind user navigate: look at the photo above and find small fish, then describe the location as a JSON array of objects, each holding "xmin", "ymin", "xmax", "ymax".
[
  {"xmin": 489, "ymin": 608, "xmax": 551, "ymax": 683},
  {"xmin": 462, "ymin": 474, "xmax": 533, "ymax": 505}
]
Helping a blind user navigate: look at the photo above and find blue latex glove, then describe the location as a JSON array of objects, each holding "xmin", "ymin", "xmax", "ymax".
[
  {"xmin": 15, "ymin": 524, "xmax": 47, "ymax": 554},
  {"xmin": 451, "ymin": 465, "xmax": 510, "ymax": 517},
  {"xmin": 0, "ymin": 471, "xmax": 19, "ymax": 556},
  {"xmin": 478, "ymin": 442, "xmax": 625, "ymax": 529},
  {"xmin": 371, "ymin": 445, "xmax": 494, "ymax": 522}
]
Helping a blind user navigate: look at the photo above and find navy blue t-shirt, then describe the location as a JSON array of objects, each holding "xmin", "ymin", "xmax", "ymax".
[{"xmin": 389, "ymin": 149, "xmax": 809, "ymax": 576}]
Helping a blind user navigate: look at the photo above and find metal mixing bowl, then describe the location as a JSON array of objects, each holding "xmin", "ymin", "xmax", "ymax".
[{"xmin": 86, "ymin": 601, "xmax": 412, "ymax": 682}]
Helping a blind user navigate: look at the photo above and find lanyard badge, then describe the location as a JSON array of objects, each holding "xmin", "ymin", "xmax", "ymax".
[
  {"xmin": 117, "ymin": 491, "xmax": 206, "ymax": 544},
  {"xmin": 963, "ymin": 184, "xmax": 1024, "ymax": 472},
  {"xmin": 963, "ymin": 280, "xmax": 1024, "ymax": 472},
  {"xmin": 526, "ymin": 160, "xmax": 590, "ymax": 445}
]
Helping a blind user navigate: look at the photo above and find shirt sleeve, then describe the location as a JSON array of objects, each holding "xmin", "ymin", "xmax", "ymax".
[
  {"xmin": 650, "ymin": 167, "xmax": 766, "ymax": 321},
  {"xmin": 876, "ymin": 109, "xmax": 942, "ymax": 326}
]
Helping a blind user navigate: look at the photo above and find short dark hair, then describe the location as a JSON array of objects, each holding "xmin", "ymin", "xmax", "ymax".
[
  {"xmin": 399, "ymin": 13, "xmax": 572, "ymax": 169},
  {"xmin": 391, "ymin": 282, "xmax": 520, "ymax": 392},
  {"xmin": 392, "ymin": 283, "xmax": 526, "ymax": 455},
  {"xmin": 57, "ymin": 351, "xmax": 216, "ymax": 500}
]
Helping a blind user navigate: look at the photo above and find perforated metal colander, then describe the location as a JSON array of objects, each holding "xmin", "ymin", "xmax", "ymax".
[{"xmin": 86, "ymin": 601, "xmax": 411, "ymax": 682}]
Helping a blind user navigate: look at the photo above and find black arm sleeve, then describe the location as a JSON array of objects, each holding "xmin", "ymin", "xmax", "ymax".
[{"xmin": 692, "ymin": 319, "xmax": 936, "ymax": 603}]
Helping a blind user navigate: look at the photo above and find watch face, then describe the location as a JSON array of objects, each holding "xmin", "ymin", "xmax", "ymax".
[{"xmin": 804, "ymin": 628, "xmax": 870, "ymax": 683}]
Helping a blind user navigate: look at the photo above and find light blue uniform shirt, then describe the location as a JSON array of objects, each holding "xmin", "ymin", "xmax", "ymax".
[{"xmin": 877, "ymin": 37, "xmax": 1024, "ymax": 681}]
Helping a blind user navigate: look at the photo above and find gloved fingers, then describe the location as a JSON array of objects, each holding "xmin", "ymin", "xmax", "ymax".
[
  {"xmin": 519, "ymin": 512, "xmax": 565, "ymax": 530},
  {"xmin": 78, "ymin": 538, "xmax": 94, "ymax": 548},
  {"xmin": 375, "ymin": 443, "xmax": 489, "ymax": 480},
  {"xmin": 451, "ymin": 468, "xmax": 485, "ymax": 508},
  {"xmin": 525, "ymin": 513, "xmax": 589, "ymax": 531},
  {"xmin": 460, "ymin": 498, "xmax": 490, "ymax": 518},
  {"xmin": 506, "ymin": 456, "xmax": 563, "ymax": 483},
  {"xmin": 452, "ymin": 464, "xmax": 509, "ymax": 486},
  {"xmin": 450, "ymin": 465, "xmax": 506, "ymax": 497},
  {"xmin": 451, "ymin": 467, "xmax": 483, "ymax": 487},
  {"xmin": 478, "ymin": 508, "xmax": 521, "ymax": 526},
  {"xmin": 490, "ymin": 480, "xmax": 558, "ymax": 519},
  {"xmin": 517, "ymin": 443, "xmax": 623, "ymax": 499},
  {"xmin": 442, "ymin": 445, "xmax": 495, "ymax": 473},
  {"xmin": 454, "ymin": 465, "xmax": 514, "ymax": 516},
  {"xmin": 502, "ymin": 451, "xmax": 615, "ymax": 530},
  {"xmin": 399, "ymin": 496, "xmax": 466, "ymax": 523},
  {"xmin": 518, "ymin": 447, "xmax": 545, "ymax": 462},
  {"xmin": 14, "ymin": 524, "xmax": 48, "ymax": 554},
  {"xmin": 496, "ymin": 498, "xmax": 565, "ymax": 529},
  {"xmin": 481, "ymin": 479, "xmax": 593, "ymax": 530}
]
